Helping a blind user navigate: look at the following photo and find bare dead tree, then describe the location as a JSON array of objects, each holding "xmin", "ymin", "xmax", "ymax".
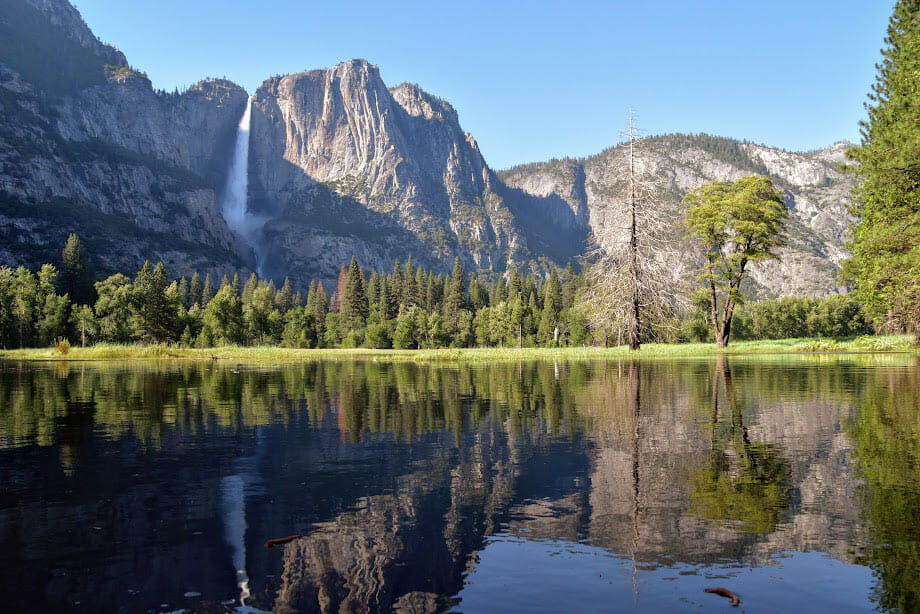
[{"xmin": 580, "ymin": 110, "xmax": 688, "ymax": 349}]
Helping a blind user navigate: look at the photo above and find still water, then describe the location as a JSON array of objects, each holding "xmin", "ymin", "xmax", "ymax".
[{"xmin": 0, "ymin": 356, "xmax": 918, "ymax": 613}]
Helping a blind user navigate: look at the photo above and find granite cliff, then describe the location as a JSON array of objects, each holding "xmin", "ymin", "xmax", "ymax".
[
  {"xmin": 0, "ymin": 0, "xmax": 249, "ymax": 278},
  {"xmin": 0, "ymin": 0, "xmax": 857, "ymax": 297}
]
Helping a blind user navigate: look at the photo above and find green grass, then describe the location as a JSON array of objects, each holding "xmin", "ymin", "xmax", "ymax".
[{"xmin": 0, "ymin": 335, "xmax": 915, "ymax": 363}]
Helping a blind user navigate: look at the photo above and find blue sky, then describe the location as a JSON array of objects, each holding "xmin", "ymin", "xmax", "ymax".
[{"xmin": 72, "ymin": 0, "xmax": 892, "ymax": 169}]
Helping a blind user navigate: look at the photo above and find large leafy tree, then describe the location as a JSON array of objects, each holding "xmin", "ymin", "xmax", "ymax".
[
  {"xmin": 845, "ymin": 0, "xmax": 920, "ymax": 339},
  {"xmin": 685, "ymin": 176, "xmax": 787, "ymax": 347}
]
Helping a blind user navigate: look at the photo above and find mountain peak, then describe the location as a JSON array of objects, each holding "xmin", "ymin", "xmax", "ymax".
[
  {"xmin": 23, "ymin": 0, "xmax": 126, "ymax": 65},
  {"xmin": 390, "ymin": 82, "xmax": 458, "ymax": 125}
]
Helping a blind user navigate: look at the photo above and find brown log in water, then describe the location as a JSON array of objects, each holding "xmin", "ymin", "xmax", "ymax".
[{"xmin": 705, "ymin": 587, "xmax": 741, "ymax": 606}]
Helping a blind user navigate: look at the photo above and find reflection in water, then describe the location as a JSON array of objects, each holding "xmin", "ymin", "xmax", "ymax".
[
  {"xmin": 222, "ymin": 428, "xmax": 266, "ymax": 609},
  {"xmin": 221, "ymin": 474, "xmax": 250, "ymax": 605},
  {"xmin": 0, "ymin": 356, "xmax": 917, "ymax": 612}
]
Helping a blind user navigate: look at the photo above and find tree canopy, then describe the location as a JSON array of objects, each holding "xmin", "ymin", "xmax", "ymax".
[
  {"xmin": 685, "ymin": 175, "xmax": 787, "ymax": 347},
  {"xmin": 845, "ymin": 0, "xmax": 920, "ymax": 338}
]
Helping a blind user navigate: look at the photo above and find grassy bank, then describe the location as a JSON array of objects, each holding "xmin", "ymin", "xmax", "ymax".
[{"xmin": 0, "ymin": 335, "xmax": 915, "ymax": 363}]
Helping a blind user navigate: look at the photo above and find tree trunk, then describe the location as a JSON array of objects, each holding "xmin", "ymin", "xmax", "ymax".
[{"xmin": 627, "ymin": 111, "xmax": 641, "ymax": 351}]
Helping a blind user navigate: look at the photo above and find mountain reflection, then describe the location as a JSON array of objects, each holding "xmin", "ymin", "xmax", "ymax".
[{"xmin": 0, "ymin": 357, "xmax": 917, "ymax": 612}]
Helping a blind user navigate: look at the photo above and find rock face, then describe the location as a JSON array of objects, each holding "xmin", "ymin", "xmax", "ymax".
[
  {"xmin": 0, "ymin": 0, "xmax": 857, "ymax": 297},
  {"xmin": 499, "ymin": 135, "xmax": 857, "ymax": 297},
  {"xmin": 247, "ymin": 60, "xmax": 572, "ymax": 284},
  {"xmin": 0, "ymin": 0, "xmax": 250, "ymax": 279}
]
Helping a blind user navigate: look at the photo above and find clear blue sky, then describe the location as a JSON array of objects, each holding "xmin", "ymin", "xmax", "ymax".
[{"xmin": 72, "ymin": 0, "xmax": 892, "ymax": 169}]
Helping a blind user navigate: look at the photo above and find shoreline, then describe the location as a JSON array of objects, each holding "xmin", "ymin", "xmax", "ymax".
[{"xmin": 0, "ymin": 336, "xmax": 915, "ymax": 363}]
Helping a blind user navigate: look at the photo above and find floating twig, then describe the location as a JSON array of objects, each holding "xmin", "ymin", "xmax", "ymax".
[{"xmin": 705, "ymin": 587, "xmax": 741, "ymax": 606}]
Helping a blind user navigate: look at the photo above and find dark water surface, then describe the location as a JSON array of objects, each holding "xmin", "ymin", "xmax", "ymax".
[{"xmin": 1, "ymin": 356, "xmax": 919, "ymax": 613}]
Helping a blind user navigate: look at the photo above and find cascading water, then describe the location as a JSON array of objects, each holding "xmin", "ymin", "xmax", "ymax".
[{"xmin": 221, "ymin": 97, "xmax": 267, "ymax": 275}]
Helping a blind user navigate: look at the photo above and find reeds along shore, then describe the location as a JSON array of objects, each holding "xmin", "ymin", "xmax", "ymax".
[{"xmin": 0, "ymin": 335, "xmax": 915, "ymax": 363}]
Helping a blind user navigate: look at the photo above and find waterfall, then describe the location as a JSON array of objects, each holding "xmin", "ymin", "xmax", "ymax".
[{"xmin": 221, "ymin": 97, "xmax": 267, "ymax": 275}]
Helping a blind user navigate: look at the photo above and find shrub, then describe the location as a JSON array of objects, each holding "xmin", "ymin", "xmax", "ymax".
[{"xmin": 54, "ymin": 337, "xmax": 71, "ymax": 355}]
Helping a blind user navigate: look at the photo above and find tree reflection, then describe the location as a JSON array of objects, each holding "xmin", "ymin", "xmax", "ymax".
[
  {"xmin": 689, "ymin": 356, "xmax": 791, "ymax": 534},
  {"xmin": 849, "ymin": 359, "xmax": 920, "ymax": 612}
]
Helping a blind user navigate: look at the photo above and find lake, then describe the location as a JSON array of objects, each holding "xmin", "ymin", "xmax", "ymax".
[{"xmin": 0, "ymin": 356, "xmax": 918, "ymax": 612}]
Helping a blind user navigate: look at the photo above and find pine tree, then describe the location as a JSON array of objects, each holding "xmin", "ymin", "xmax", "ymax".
[
  {"xmin": 845, "ymin": 0, "xmax": 920, "ymax": 338},
  {"xmin": 538, "ymin": 270, "xmax": 563, "ymax": 345},
  {"xmin": 341, "ymin": 257, "xmax": 369, "ymax": 332},
  {"xmin": 276, "ymin": 277, "xmax": 294, "ymax": 313},
  {"xmin": 242, "ymin": 272, "xmax": 259, "ymax": 305},
  {"xmin": 335, "ymin": 264, "xmax": 348, "ymax": 311},
  {"xmin": 201, "ymin": 274, "xmax": 215, "ymax": 305},
  {"xmin": 391, "ymin": 259, "xmax": 404, "ymax": 309},
  {"xmin": 508, "ymin": 266, "xmax": 524, "ymax": 301},
  {"xmin": 132, "ymin": 261, "xmax": 175, "ymax": 343},
  {"xmin": 445, "ymin": 257, "xmax": 466, "ymax": 316},
  {"xmin": 177, "ymin": 276, "xmax": 189, "ymax": 309},
  {"xmin": 61, "ymin": 233, "xmax": 91, "ymax": 304},
  {"xmin": 403, "ymin": 258, "xmax": 416, "ymax": 307},
  {"xmin": 189, "ymin": 272, "xmax": 202, "ymax": 307}
]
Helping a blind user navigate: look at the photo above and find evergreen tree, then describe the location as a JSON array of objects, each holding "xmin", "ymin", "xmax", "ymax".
[
  {"xmin": 511, "ymin": 296, "xmax": 525, "ymax": 348},
  {"xmin": 60, "ymin": 232, "xmax": 92, "ymax": 304},
  {"xmin": 231, "ymin": 273, "xmax": 242, "ymax": 295},
  {"xmin": 189, "ymin": 272, "xmax": 202, "ymax": 307},
  {"xmin": 131, "ymin": 261, "xmax": 176, "ymax": 343},
  {"xmin": 469, "ymin": 277, "xmax": 489, "ymax": 311},
  {"xmin": 241, "ymin": 273, "xmax": 259, "ymax": 306},
  {"xmin": 335, "ymin": 264, "xmax": 348, "ymax": 311},
  {"xmin": 508, "ymin": 266, "xmax": 524, "ymax": 301},
  {"xmin": 538, "ymin": 270, "xmax": 563, "ymax": 345},
  {"xmin": 391, "ymin": 260, "xmax": 404, "ymax": 309},
  {"xmin": 367, "ymin": 271, "xmax": 381, "ymax": 318},
  {"xmin": 341, "ymin": 257, "xmax": 369, "ymax": 332},
  {"xmin": 845, "ymin": 0, "xmax": 920, "ymax": 338},
  {"xmin": 307, "ymin": 282, "xmax": 329, "ymax": 345},
  {"xmin": 177, "ymin": 277, "xmax": 189, "ymax": 309},
  {"xmin": 201, "ymin": 274, "xmax": 215, "ymax": 305},
  {"xmin": 445, "ymin": 257, "xmax": 467, "ymax": 317},
  {"xmin": 276, "ymin": 277, "xmax": 294, "ymax": 313},
  {"xmin": 403, "ymin": 258, "xmax": 416, "ymax": 307},
  {"xmin": 527, "ymin": 291, "xmax": 539, "ymax": 338},
  {"xmin": 562, "ymin": 263, "xmax": 577, "ymax": 309}
]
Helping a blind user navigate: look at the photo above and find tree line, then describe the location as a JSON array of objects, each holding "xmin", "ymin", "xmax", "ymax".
[{"xmin": 0, "ymin": 231, "xmax": 879, "ymax": 350}]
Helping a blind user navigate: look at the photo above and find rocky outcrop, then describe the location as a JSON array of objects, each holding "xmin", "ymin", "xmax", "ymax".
[
  {"xmin": 500, "ymin": 135, "xmax": 857, "ymax": 297},
  {"xmin": 0, "ymin": 0, "xmax": 251, "ymax": 279},
  {"xmin": 248, "ymin": 60, "xmax": 567, "ymax": 284},
  {"xmin": 0, "ymin": 0, "xmax": 857, "ymax": 296}
]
